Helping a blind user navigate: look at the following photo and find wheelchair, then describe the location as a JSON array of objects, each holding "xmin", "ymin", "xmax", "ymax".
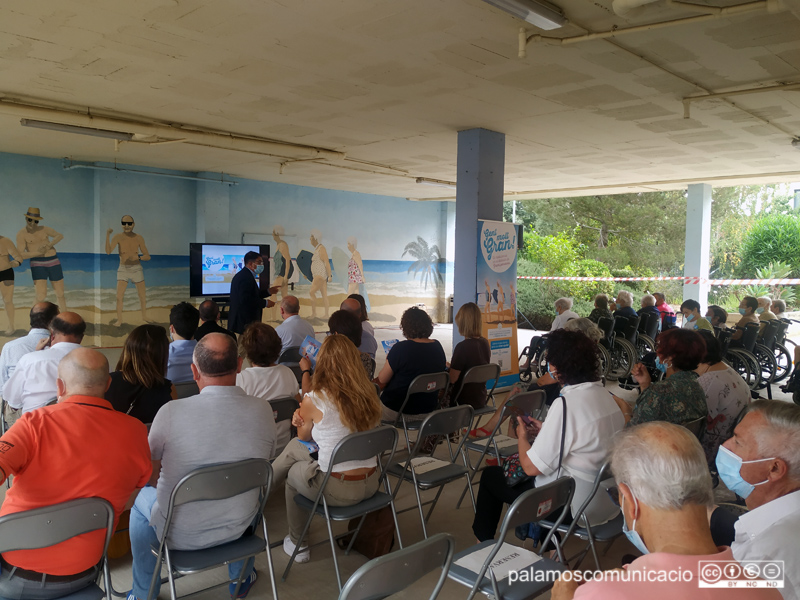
[{"xmin": 597, "ymin": 316, "xmax": 636, "ymax": 381}]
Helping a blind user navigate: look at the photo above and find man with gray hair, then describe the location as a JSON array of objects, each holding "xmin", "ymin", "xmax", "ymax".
[
  {"xmin": 275, "ymin": 295, "xmax": 314, "ymax": 352},
  {"xmin": 0, "ymin": 348, "xmax": 151, "ymax": 599},
  {"xmin": 127, "ymin": 333, "xmax": 277, "ymax": 600},
  {"xmin": 550, "ymin": 297, "xmax": 579, "ymax": 331},
  {"xmin": 637, "ymin": 294, "xmax": 661, "ymax": 328},
  {"xmin": 0, "ymin": 301, "xmax": 59, "ymax": 386},
  {"xmin": 552, "ymin": 422, "xmax": 781, "ymax": 599},
  {"xmin": 613, "ymin": 290, "xmax": 638, "ymax": 319},
  {"xmin": 709, "ymin": 400, "xmax": 800, "ymax": 600}
]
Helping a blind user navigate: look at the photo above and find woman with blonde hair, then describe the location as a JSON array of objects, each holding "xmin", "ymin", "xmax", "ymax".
[
  {"xmin": 273, "ymin": 334, "xmax": 382, "ymax": 562},
  {"xmin": 449, "ymin": 302, "xmax": 491, "ymax": 409},
  {"xmin": 106, "ymin": 324, "xmax": 175, "ymax": 424}
]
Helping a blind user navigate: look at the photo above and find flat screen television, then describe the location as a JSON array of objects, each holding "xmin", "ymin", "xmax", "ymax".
[{"xmin": 189, "ymin": 243, "xmax": 270, "ymax": 298}]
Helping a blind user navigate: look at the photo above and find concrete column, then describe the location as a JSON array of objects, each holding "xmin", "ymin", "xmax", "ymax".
[
  {"xmin": 196, "ymin": 174, "xmax": 231, "ymax": 242},
  {"xmin": 683, "ymin": 183, "xmax": 712, "ymax": 305},
  {"xmin": 453, "ymin": 128, "xmax": 505, "ymax": 345}
]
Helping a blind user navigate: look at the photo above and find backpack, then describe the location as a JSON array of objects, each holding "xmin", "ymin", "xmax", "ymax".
[{"xmin": 337, "ymin": 506, "xmax": 395, "ymax": 559}]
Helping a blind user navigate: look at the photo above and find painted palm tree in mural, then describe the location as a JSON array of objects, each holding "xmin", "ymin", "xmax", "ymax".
[{"xmin": 402, "ymin": 236, "xmax": 443, "ymax": 290}]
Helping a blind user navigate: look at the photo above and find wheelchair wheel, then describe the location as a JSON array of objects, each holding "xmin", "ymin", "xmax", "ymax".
[
  {"xmin": 727, "ymin": 349, "xmax": 760, "ymax": 390},
  {"xmin": 636, "ymin": 334, "xmax": 656, "ymax": 360},
  {"xmin": 773, "ymin": 342, "xmax": 792, "ymax": 382},
  {"xmin": 606, "ymin": 338, "xmax": 636, "ymax": 381},
  {"xmin": 754, "ymin": 343, "xmax": 778, "ymax": 385},
  {"xmin": 723, "ymin": 352, "xmax": 751, "ymax": 389},
  {"xmin": 598, "ymin": 344, "xmax": 611, "ymax": 379}
]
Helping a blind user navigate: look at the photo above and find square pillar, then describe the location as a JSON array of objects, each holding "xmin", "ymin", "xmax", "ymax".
[
  {"xmin": 683, "ymin": 183, "xmax": 712, "ymax": 305},
  {"xmin": 453, "ymin": 128, "xmax": 505, "ymax": 346}
]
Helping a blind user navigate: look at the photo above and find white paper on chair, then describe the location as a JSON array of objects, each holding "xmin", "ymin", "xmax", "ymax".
[
  {"xmin": 454, "ymin": 543, "xmax": 542, "ymax": 580},
  {"xmin": 404, "ymin": 456, "xmax": 448, "ymax": 474},
  {"xmin": 471, "ymin": 435, "xmax": 518, "ymax": 450}
]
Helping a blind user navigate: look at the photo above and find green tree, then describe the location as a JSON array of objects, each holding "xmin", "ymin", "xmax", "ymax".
[
  {"xmin": 402, "ymin": 236, "xmax": 443, "ymax": 289},
  {"xmin": 740, "ymin": 213, "xmax": 800, "ymax": 277}
]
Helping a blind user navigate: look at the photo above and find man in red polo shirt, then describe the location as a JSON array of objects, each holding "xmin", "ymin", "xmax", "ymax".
[{"xmin": 0, "ymin": 347, "xmax": 151, "ymax": 599}]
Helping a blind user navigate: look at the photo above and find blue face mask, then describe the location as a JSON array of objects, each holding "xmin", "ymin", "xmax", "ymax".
[
  {"xmin": 254, "ymin": 264, "xmax": 265, "ymax": 275},
  {"xmin": 621, "ymin": 490, "xmax": 648, "ymax": 555},
  {"xmin": 654, "ymin": 356, "xmax": 669, "ymax": 374},
  {"xmin": 548, "ymin": 363, "xmax": 556, "ymax": 379},
  {"xmin": 756, "ymin": 307, "xmax": 764, "ymax": 314},
  {"xmin": 684, "ymin": 313, "xmax": 695, "ymax": 322},
  {"xmin": 739, "ymin": 308, "xmax": 747, "ymax": 315},
  {"xmin": 715, "ymin": 445, "xmax": 774, "ymax": 499}
]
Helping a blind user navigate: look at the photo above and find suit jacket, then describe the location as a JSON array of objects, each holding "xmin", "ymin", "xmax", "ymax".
[
  {"xmin": 227, "ymin": 268, "xmax": 269, "ymax": 334},
  {"xmin": 195, "ymin": 320, "xmax": 236, "ymax": 342}
]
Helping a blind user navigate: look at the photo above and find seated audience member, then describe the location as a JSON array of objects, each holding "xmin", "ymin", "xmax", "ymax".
[
  {"xmin": 340, "ymin": 298, "xmax": 378, "ymax": 358},
  {"xmin": 3, "ymin": 312, "xmax": 85, "ymax": 416},
  {"xmin": 166, "ymin": 301, "xmax": 199, "ymax": 383},
  {"xmin": 106, "ymin": 324, "xmax": 174, "ymax": 424},
  {"xmin": 758, "ymin": 296, "xmax": 776, "ymax": 321},
  {"xmin": 348, "ymin": 293, "xmax": 374, "ymax": 336},
  {"xmin": 695, "ymin": 330, "xmax": 750, "ymax": 466},
  {"xmin": 0, "ymin": 301, "xmax": 59, "ymax": 386},
  {"xmin": 706, "ymin": 304, "xmax": 729, "ymax": 329},
  {"xmin": 128, "ymin": 333, "xmax": 277, "ymax": 600},
  {"xmin": 613, "ymin": 290, "xmax": 638, "ymax": 319},
  {"xmin": 551, "ymin": 297, "xmax": 580, "ymax": 331},
  {"xmin": 588, "ymin": 293, "xmax": 613, "ymax": 324},
  {"xmin": 324, "ymin": 309, "xmax": 375, "ymax": 382},
  {"xmin": 637, "ymin": 294, "xmax": 661, "ymax": 323},
  {"xmin": 375, "ymin": 306, "xmax": 446, "ymax": 422},
  {"xmin": 653, "ymin": 291, "xmax": 677, "ymax": 329},
  {"xmin": 708, "ymin": 400, "xmax": 800, "ymax": 600},
  {"xmin": 449, "ymin": 302, "xmax": 491, "ymax": 410},
  {"xmin": 629, "ymin": 328, "xmax": 708, "ymax": 427},
  {"xmin": 275, "ymin": 295, "xmax": 315, "ymax": 352},
  {"xmin": 771, "ymin": 299, "xmax": 786, "ymax": 318},
  {"xmin": 0, "ymin": 348, "xmax": 151, "ymax": 600},
  {"xmin": 274, "ymin": 335, "xmax": 382, "ymax": 562},
  {"xmin": 552, "ymin": 422, "xmax": 781, "ymax": 600},
  {"xmin": 473, "ymin": 329, "xmax": 624, "ymax": 545},
  {"xmin": 194, "ymin": 299, "xmax": 235, "ymax": 342},
  {"xmin": 731, "ymin": 296, "xmax": 760, "ymax": 344},
  {"xmin": 681, "ymin": 299, "xmax": 714, "ymax": 332}
]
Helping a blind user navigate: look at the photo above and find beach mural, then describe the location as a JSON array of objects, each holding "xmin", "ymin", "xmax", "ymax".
[{"xmin": 0, "ymin": 152, "xmax": 455, "ymax": 347}]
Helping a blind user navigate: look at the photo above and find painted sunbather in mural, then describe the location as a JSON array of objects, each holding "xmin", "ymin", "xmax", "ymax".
[{"xmin": 106, "ymin": 215, "xmax": 151, "ymax": 325}]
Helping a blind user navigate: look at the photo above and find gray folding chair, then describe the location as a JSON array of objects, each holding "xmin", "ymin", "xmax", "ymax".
[
  {"xmin": 173, "ymin": 381, "xmax": 199, "ymax": 399},
  {"xmin": 278, "ymin": 346, "xmax": 304, "ymax": 385},
  {"xmin": 269, "ymin": 396, "xmax": 300, "ymax": 455},
  {"xmin": 457, "ymin": 390, "xmax": 546, "ymax": 509},
  {"xmin": 386, "ymin": 405, "xmax": 476, "ymax": 538},
  {"xmin": 0, "ymin": 497, "xmax": 115, "ymax": 600},
  {"xmin": 339, "ymin": 533, "xmax": 455, "ymax": 600},
  {"xmin": 452, "ymin": 363, "xmax": 501, "ymax": 417},
  {"xmin": 448, "ymin": 477, "xmax": 575, "ymax": 600},
  {"xmin": 682, "ymin": 415, "xmax": 707, "ymax": 443},
  {"xmin": 147, "ymin": 459, "xmax": 278, "ymax": 600},
  {"xmin": 282, "ymin": 426, "xmax": 402, "ymax": 591},
  {"xmin": 381, "ymin": 371, "xmax": 449, "ymax": 450},
  {"xmin": 539, "ymin": 462, "xmax": 624, "ymax": 570}
]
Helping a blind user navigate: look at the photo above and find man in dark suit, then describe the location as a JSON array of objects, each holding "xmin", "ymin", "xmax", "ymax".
[
  {"xmin": 195, "ymin": 300, "xmax": 236, "ymax": 341},
  {"xmin": 227, "ymin": 251, "xmax": 279, "ymax": 335}
]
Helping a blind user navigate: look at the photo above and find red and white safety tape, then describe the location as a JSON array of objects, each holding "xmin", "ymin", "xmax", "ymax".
[{"xmin": 516, "ymin": 276, "xmax": 800, "ymax": 286}]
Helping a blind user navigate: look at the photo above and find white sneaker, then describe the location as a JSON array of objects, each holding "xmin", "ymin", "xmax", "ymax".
[{"xmin": 283, "ymin": 535, "xmax": 310, "ymax": 563}]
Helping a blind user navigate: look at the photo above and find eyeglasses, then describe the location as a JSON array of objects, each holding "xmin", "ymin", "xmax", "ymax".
[
  {"xmin": 26, "ymin": 218, "xmax": 39, "ymax": 223},
  {"xmin": 121, "ymin": 221, "xmax": 134, "ymax": 226}
]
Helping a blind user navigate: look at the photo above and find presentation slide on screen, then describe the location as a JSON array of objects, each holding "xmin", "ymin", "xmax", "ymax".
[{"xmin": 201, "ymin": 245, "xmax": 260, "ymax": 295}]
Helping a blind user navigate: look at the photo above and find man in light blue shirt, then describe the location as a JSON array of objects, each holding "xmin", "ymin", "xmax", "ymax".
[
  {"xmin": 167, "ymin": 302, "xmax": 199, "ymax": 383},
  {"xmin": 275, "ymin": 296, "xmax": 315, "ymax": 353},
  {"xmin": 0, "ymin": 302, "xmax": 59, "ymax": 386}
]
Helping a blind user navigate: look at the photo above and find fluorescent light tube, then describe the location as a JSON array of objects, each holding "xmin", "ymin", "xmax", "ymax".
[
  {"xmin": 20, "ymin": 119, "xmax": 135, "ymax": 141},
  {"xmin": 482, "ymin": 0, "xmax": 567, "ymax": 30}
]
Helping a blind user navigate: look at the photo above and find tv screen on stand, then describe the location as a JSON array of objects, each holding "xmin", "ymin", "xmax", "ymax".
[{"xmin": 189, "ymin": 243, "xmax": 270, "ymax": 298}]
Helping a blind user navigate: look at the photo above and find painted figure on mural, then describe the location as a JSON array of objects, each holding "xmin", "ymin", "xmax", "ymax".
[
  {"xmin": 509, "ymin": 282, "xmax": 517, "ymax": 319},
  {"xmin": 0, "ymin": 235, "xmax": 23, "ymax": 335},
  {"xmin": 496, "ymin": 279, "xmax": 505, "ymax": 322},
  {"xmin": 483, "ymin": 279, "xmax": 493, "ymax": 321},
  {"xmin": 309, "ymin": 229, "xmax": 332, "ymax": 318},
  {"xmin": 270, "ymin": 225, "xmax": 292, "ymax": 321},
  {"xmin": 16, "ymin": 207, "xmax": 67, "ymax": 310},
  {"xmin": 346, "ymin": 236, "xmax": 366, "ymax": 296},
  {"xmin": 106, "ymin": 215, "xmax": 151, "ymax": 325}
]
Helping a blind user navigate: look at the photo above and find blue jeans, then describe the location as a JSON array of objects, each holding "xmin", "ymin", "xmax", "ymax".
[{"xmin": 129, "ymin": 486, "xmax": 254, "ymax": 600}]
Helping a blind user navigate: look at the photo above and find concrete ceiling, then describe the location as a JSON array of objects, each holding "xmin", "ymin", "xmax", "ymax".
[{"xmin": 2, "ymin": 0, "xmax": 800, "ymax": 200}]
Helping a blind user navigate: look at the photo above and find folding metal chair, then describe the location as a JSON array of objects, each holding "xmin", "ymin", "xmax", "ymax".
[
  {"xmin": 448, "ymin": 477, "xmax": 575, "ymax": 600},
  {"xmin": 381, "ymin": 371, "xmax": 449, "ymax": 450},
  {"xmin": 278, "ymin": 346, "xmax": 304, "ymax": 385},
  {"xmin": 539, "ymin": 462, "xmax": 624, "ymax": 570},
  {"xmin": 282, "ymin": 426, "xmax": 402, "ymax": 591},
  {"xmin": 269, "ymin": 396, "xmax": 300, "ymax": 454},
  {"xmin": 338, "ymin": 533, "xmax": 455, "ymax": 600},
  {"xmin": 682, "ymin": 415, "xmax": 707, "ymax": 443},
  {"xmin": 457, "ymin": 390, "xmax": 546, "ymax": 509},
  {"xmin": 172, "ymin": 381, "xmax": 199, "ymax": 399},
  {"xmin": 452, "ymin": 363, "xmax": 501, "ymax": 418},
  {"xmin": 0, "ymin": 497, "xmax": 115, "ymax": 600},
  {"xmin": 387, "ymin": 405, "xmax": 476, "ymax": 538},
  {"xmin": 147, "ymin": 459, "xmax": 278, "ymax": 600}
]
